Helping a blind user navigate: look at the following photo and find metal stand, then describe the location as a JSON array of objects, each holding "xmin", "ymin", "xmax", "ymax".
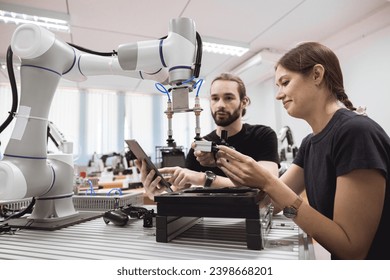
[
  {"xmin": 156, "ymin": 216, "xmax": 202, "ymax": 242},
  {"xmin": 154, "ymin": 187, "xmax": 270, "ymax": 250}
]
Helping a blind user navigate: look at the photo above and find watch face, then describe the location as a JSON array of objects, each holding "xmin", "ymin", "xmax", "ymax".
[
  {"xmin": 283, "ymin": 207, "xmax": 297, "ymax": 218},
  {"xmin": 204, "ymin": 171, "xmax": 216, "ymax": 187},
  {"xmin": 205, "ymin": 171, "xmax": 216, "ymax": 180}
]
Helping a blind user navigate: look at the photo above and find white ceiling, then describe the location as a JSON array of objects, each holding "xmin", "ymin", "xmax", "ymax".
[{"xmin": 1, "ymin": 0, "xmax": 390, "ymax": 94}]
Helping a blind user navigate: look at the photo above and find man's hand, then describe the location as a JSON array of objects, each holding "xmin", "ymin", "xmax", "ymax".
[
  {"xmin": 191, "ymin": 141, "xmax": 217, "ymax": 167},
  {"xmin": 135, "ymin": 159, "xmax": 166, "ymax": 200}
]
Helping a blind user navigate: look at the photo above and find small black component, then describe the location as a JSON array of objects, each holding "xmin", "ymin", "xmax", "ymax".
[
  {"xmin": 142, "ymin": 211, "xmax": 154, "ymax": 228},
  {"xmin": 103, "ymin": 209, "xmax": 129, "ymax": 226},
  {"xmin": 220, "ymin": 130, "xmax": 228, "ymax": 145},
  {"xmin": 211, "ymin": 129, "xmax": 234, "ymax": 159},
  {"xmin": 103, "ymin": 204, "xmax": 155, "ymax": 227},
  {"xmin": 0, "ymin": 223, "xmax": 17, "ymax": 235}
]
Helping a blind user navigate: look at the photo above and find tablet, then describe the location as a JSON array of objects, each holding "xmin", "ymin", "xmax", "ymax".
[{"xmin": 125, "ymin": 139, "xmax": 173, "ymax": 192}]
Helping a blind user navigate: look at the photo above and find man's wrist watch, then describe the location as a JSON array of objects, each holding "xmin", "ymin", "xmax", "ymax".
[
  {"xmin": 283, "ymin": 196, "xmax": 303, "ymax": 219},
  {"xmin": 204, "ymin": 171, "xmax": 216, "ymax": 188}
]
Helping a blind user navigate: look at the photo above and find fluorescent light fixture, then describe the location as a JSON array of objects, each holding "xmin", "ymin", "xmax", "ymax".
[
  {"xmin": 0, "ymin": 3, "xmax": 70, "ymax": 32},
  {"xmin": 230, "ymin": 48, "xmax": 285, "ymax": 75},
  {"xmin": 202, "ymin": 36, "xmax": 249, "ymax": 57},
  {"xmin": 231, "ymin": 53, "xmax": 263, "ymax": 75}
]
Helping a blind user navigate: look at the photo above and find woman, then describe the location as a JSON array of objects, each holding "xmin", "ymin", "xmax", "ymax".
[{"xmin": 216, "ymin": 42, "xmax": 389, "ymax": 260}]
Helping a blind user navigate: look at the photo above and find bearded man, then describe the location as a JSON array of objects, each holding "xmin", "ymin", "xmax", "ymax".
[{"xmin": 137, "ymin": 73, "xmax": 279, "ymax": 198}]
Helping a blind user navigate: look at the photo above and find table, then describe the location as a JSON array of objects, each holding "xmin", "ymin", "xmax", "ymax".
[{"xmin": 0, "ymin": 209, "xmax": 314, "ymax": 260}]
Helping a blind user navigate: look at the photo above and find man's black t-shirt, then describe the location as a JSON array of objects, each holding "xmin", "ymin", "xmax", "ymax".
[{"xmin": 185, "ymin": 123, "xmax": 279, "ymax": 177}]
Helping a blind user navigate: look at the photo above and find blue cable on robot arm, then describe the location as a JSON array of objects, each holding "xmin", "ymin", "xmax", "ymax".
[
  {"xmin": 194, "ymin": 79, "xmax": 204, "ymax": 97},
  {"xmin": 180, "ymin": 76, "xmax": 204, "ymax": 97},
  {"xmin": 155, "ymin": 83, "xmax": 171, "ymax": 102}
]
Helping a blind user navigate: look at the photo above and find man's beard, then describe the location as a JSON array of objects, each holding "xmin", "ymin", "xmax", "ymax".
[{"xmin": 212, "ymin": 105, "xmax": 241, "ymax": 127}]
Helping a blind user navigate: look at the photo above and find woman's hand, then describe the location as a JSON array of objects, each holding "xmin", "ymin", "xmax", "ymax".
[{"xmin": 216, "ymin": 145, "xmax": 271, "ymax": 189}]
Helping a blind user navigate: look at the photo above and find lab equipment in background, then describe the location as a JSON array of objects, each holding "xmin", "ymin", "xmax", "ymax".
[
  {"xmin": 277, "ymin": 126, "xmax": 298, "ymax": 176},
  {"xmin": 98, "ymin": 169, "xmax": 115, "ymax": 185},
  {"xmin": 121, "ymin": 170, "xmax": 141, "ymax": 189},
  {"xmin": 121, "ymin": 149, "xmax": 142, "ymax": 189},
  {"xmin": 87, "ymin": 152, "xmax": 101, "ymax": 176},
  {"xmin": 0, "ymin": 17, "xmax": 201, "ymax": 229},
  {"xmin": 72, "ymin": 175, "xmax": 99, "ymax": 195},
  {"xmin": 99, "ymin": 152, "xmax": 125, "ymax": 175},
  {"xmin": 155, "ymin": 145, "xmax": 186, "ymax": 168},
  {"xmin": 72, "ymin": 191, "xmax": 144, "ymax": 212}
]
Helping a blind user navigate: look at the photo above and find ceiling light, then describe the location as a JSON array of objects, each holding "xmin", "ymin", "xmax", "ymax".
[
  {"xmin": 0, "ymin": 4, "xmax": 70, "ymax": 32},
  {"xmin": 202, "ymin": 37, "xmax": 249, "ymax": 57},
  {"xmin": 231, "ymin": 53, "xmax": 263, "ymax": 75},
  {"xmin": 230, "ymin": 48, "xmax": 285, "ymax": 75}
]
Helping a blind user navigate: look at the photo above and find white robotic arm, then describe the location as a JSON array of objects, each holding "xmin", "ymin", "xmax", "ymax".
[
  {"xmin": 277, "ymin": 126, "xmax": 298, "ymax": 176},
  {"xmin": 11, "ymin": 17, "xmax": 198, "ymax": 84},
  {"xmin": 0, "ymin": 17, "xmax": 200, "ymax": 223},
  {"xmin": 278, "ymin": 126, "xmax": 294, "ymax": 147},
  {"xmin": 9, "ymin": 20, "xmax": 198, "ymax": 84},
  {"xmin": 64, "ymin": 52, "xmax": 169, "ymax": 83},
  {"xmin": 117, "ymin": 18, "xmax": 196, "ymax": 85},
  {"xmin": 47, "ymin": 121, "xmax": 73, "ymax": 154}
]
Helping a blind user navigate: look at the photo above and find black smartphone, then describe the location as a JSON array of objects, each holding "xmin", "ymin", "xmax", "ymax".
[{"xmin": 125, "ymin": 139, "xmax": 173, "ymax": 192}]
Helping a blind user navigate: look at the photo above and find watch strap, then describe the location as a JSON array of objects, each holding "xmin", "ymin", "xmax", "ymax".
[
  {"xmin": 291, "ymin": 196, "xmax": 303, "ymax": 210},
  {"xmin": 204, "ymin": 171, "xmax": 216, "ymax": 188},
  {"xmin": 283, "ymin": 196, "xmax": 303, "ymax": 219}
]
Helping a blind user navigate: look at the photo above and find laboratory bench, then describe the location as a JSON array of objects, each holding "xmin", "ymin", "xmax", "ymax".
[{"xmin": 0, "ymin": 205, "xmax": 315, "ymax": 260}]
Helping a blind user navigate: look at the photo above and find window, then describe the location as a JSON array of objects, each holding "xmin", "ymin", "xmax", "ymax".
[
  {"xmin": 160, "ymin": 94, "xmax": 214, "ymax": 150},
  {"xmin": 124, "ymin": 93, "xmax": 154, "ymax": 155},
  {"xmin": 85, "ymin": 89, "xmax": 118, "ymax": 155},
  {"xmin": 48, "ymin": 87, "xmax": 80, "ymax": 155}
]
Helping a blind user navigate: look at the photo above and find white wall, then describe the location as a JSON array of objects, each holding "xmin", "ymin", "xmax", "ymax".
[
  {"xmin": 337, "ymin": 25, "xmax": 390, "ymax": 134},
  {"xmin": 244, "ymin": 79, "xmax": 277, "ymax": 129},
  {"xmin": 244, "ymin": 24, "xmax": 390, "ymax": 147},
  {"xmin": 244, "ymin": 77, "xmax": 311, "ymax": 147}
]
